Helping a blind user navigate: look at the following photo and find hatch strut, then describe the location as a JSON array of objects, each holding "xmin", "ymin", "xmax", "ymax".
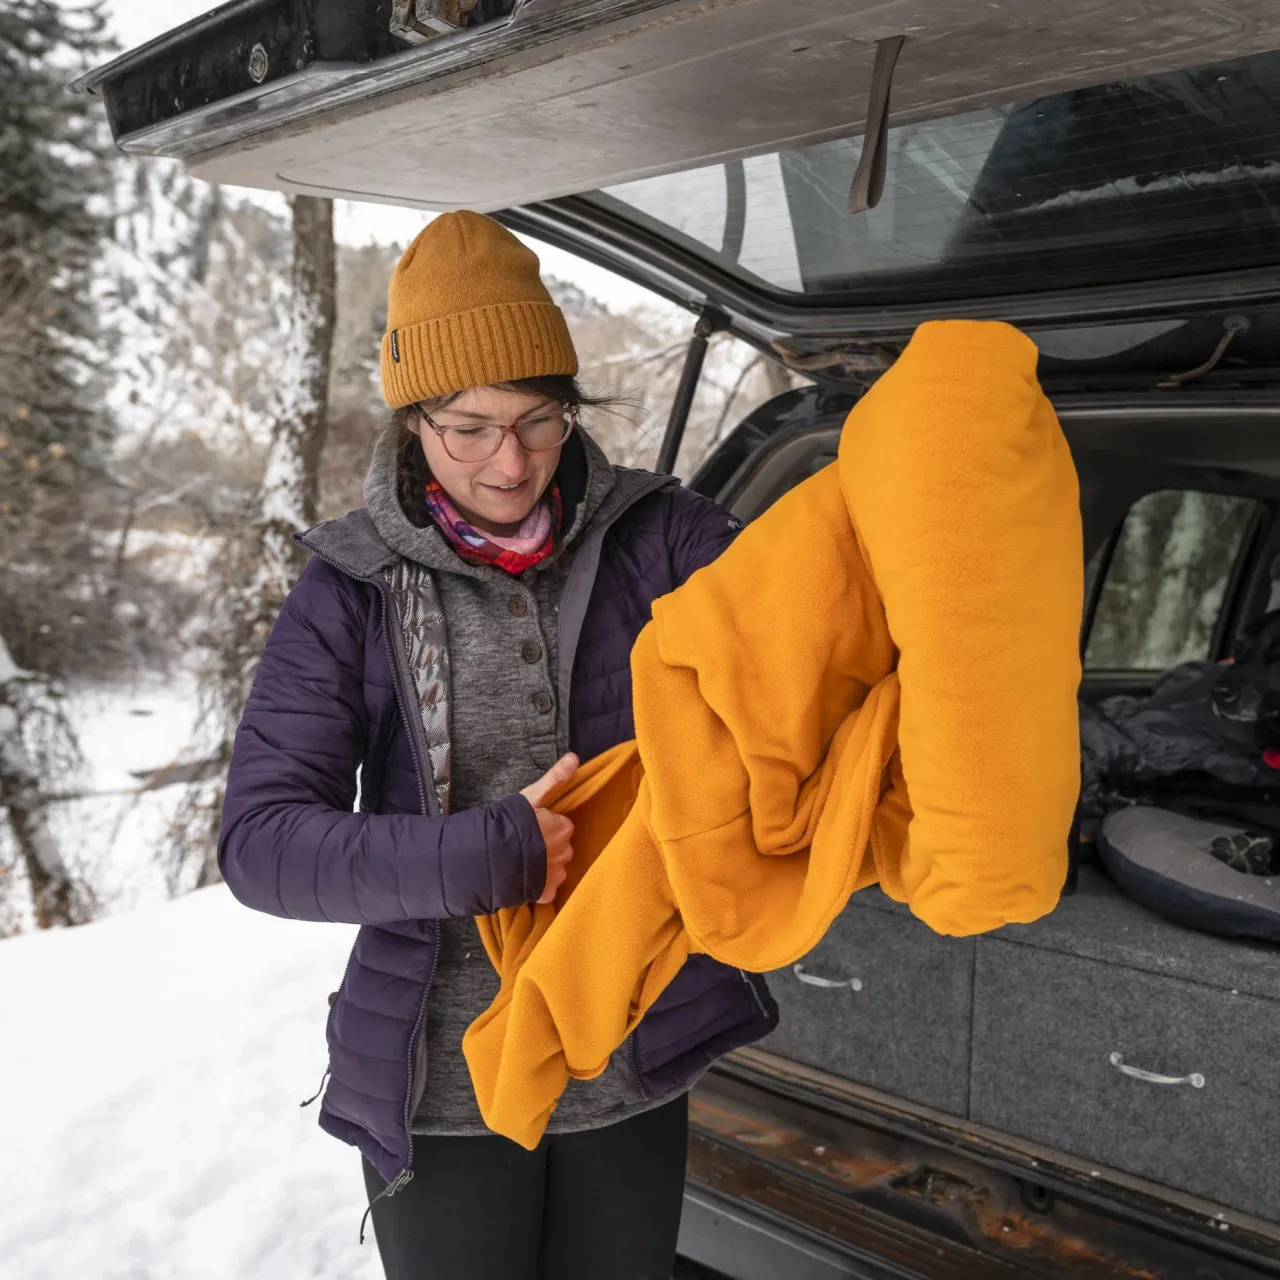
[
  {"xmin": 848, "ymin": 35, "xmax": 906, "ymax": 214},
  {"xmin": 656, "ymin": 307, "xmax": 725, "ymax": 476}
]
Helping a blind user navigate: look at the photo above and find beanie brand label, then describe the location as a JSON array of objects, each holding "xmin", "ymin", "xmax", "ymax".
[{"xmin": 390, "ymin": 329, "xmax": 401, "ymax": 363}]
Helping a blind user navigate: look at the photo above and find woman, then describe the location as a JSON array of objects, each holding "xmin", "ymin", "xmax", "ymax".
[{"xmin": 218, "ymin": 211, "xmax": 777, "ymax": 1280}]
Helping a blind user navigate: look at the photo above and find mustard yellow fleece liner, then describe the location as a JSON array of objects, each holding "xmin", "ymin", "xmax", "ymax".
[{"xmin": 463, "ymin": 320, "xmax": 1084, "ymax": 1149}]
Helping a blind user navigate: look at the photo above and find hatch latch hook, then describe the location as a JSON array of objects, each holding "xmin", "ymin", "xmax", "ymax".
[{"xmin": 1157, "ymin": 315, "xmax": 1250, "ymax": 389}]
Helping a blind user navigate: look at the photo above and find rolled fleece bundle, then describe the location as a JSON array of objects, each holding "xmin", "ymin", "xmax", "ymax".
[{"xmin": 463, "ymin": 319, "xmax": 1084, "ymax": 1148}]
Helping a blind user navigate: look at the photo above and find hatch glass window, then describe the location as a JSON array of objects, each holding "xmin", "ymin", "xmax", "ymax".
[{"xmin": 586, "ymin": 51, "xmax": 1280, "ymax": 303}]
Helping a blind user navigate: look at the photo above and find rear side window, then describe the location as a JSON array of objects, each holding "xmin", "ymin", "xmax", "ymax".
[{"xmin": 1085, "ymin": 490, "xmax": 1261, "ymax": 671}]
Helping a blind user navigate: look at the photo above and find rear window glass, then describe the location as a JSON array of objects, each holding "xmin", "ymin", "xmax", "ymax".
[
  {"xmin": 1085, "ymin": 490, "xmax": 1262, "ymax": 671},
  {"xmin": 585, "ymin": 50, "xmax": 1280, "ymax": 303}
]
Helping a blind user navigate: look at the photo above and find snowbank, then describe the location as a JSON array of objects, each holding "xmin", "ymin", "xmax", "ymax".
[{"xmin": 0, "ymin": 887, "xmax": 374, "ymax": 1279}]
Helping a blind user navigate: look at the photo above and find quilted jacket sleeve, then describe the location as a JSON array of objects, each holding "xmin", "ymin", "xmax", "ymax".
[
  {"xmin": 217, "ymin": 557, "xmax": 546, "ymax": 925},
  {"xmin": 665, "ymin": 485, "xmax": 743, "ymax": 585}
]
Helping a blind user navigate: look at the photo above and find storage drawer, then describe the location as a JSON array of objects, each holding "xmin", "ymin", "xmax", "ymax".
[
  {"xmin": 971, "ymin": 938, "xmax": 1280, "ymax": 1222},
  {"xmin": 761, "ymin": 901, "xmax": 974, "ymax": 1116}
]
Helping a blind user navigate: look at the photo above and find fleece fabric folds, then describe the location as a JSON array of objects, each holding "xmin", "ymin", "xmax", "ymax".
[{"xmin": 463, "ymin": 320, "xmax": 1085, "ymax": 1149}]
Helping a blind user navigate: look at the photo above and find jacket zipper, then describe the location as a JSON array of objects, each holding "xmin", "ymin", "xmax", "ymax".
[
  {"xmin": 558, "ymin": 473, "xmax": 689, "ymax": 1112},
  {"xmin": 375, "ymin": 579, "xmax": 434, "ymax": 820},
  {"xmin": 628, "ymin": 1031, "xmax": 652, "ymax": 1101},
  {"xmin": 552, "ymin": 472, "xmax": 673, "ymax": 752},
  {"xmin": 359, "ymin": 1165, "xmax": 413, "ymax": 1245},
  {"xmin": 373, "ymin": 573, "xmax": 442, "ymax": 1195},
  {"xmin": 740, "ymin": 968, "xmax": 771, "ymax": 1018},
  {"xmin": 295, "ymin": 544, "xmax": 439, "ymax": 1199}
]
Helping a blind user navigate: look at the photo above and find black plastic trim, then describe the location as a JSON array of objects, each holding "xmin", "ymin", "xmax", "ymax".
[{"xmin": 500, "ymin": 199, "xmax": 1280, "ymax": 341}]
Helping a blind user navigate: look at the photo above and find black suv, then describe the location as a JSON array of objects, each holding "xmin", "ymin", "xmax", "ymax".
[{"xmin": 78, "ymin": 3, "xmax": 1280, "ymax": 1275}]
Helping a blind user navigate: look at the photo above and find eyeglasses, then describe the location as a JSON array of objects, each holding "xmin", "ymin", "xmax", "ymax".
[{"xmin": 420, "ymin": 402, "xmax": 577, "ymax": 463}]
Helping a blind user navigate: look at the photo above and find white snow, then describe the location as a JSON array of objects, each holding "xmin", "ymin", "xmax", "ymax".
[
  {"xmin": 48, "ymin": 677, "xmax": 203, "ymax": 912},
  {"xmin": 0, "ymin": 672, "xmax": 214, "ymax": 922},
  {"xmin": 0, "ymin": 635, "xmax": 25, "ymax": 684},
  {"xmin": 1024, "ymin": 160, "xmax": 1280, "ymax": 213},
  {"xmin": 0, "ymin": 885, "xmax": 372, "ymax": 1280}
]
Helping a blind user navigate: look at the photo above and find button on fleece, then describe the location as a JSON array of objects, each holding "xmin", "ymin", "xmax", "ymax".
[
  {"xmin": 522, "ymin": 642, "xmax": 542, "ymax": 664},
  {"xmin": 508, "ymin": 595, "xmax": 528, "ymax": 617},
  {"xmin": 531, "ymin": 691, "xmax": 554, "ymax": 715}
]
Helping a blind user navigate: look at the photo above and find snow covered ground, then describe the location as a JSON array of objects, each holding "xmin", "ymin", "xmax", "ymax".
[
  {"xmin": 0, "ymin": 884, "xmax": 373, "ymax": 1280},
  {"xmin": 2, "ymin": 648, "xmax": 383, "ymax": 1275},
  {"xmin": 2, "ymin": 649, "xmax": 385, "ymax": 1277}
]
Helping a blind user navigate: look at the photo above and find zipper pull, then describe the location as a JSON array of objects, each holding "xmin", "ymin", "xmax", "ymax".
[{"xmin": 359, "ymin": 1168, "xmax": 413, "ymax": 1244}]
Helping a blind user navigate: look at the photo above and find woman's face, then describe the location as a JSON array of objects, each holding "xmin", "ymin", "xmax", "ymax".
[{"xmin": 417, "ymin": 385, "xmax": 566, "ymax": 535}]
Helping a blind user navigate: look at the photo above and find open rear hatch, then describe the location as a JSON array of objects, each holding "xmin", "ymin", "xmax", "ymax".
[
  {"xmin": 76, "ymin": 0, "xmax": 1280, "ymax": 381},
  {"xmin": 74, "ymin": 0, "xmax": 1280, "ymax": 209}
]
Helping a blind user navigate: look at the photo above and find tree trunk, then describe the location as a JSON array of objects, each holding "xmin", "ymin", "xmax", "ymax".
[
  {"xmin": 0, "ymin": 636, "xmax": 91, "ymax": 930},
  {"xmin": 192, "ymin": 195, "xmax": 336, "ymax": 889},
  {"xmin": 258, "ymin": 194, "xmax": 337, "ymax": 607}
]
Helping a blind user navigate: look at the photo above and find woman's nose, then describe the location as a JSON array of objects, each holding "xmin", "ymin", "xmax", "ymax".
[{"xmin": 491, "ymin": 431, "xmax": 530, "ymax": 473}]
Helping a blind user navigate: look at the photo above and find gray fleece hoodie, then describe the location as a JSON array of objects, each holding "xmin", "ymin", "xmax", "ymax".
[{"xmin": 363, "ymin": 427, "xmax": 680, "ymax": 1136}]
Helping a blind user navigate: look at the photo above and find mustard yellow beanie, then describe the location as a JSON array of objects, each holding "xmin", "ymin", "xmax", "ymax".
[{"xmin": 379, "ymin": 211, "xmax": 579, "ymax": 407}]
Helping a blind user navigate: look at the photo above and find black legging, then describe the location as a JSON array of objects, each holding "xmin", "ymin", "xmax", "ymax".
[{"xmin": 362, "ymin": 1094, "xmax": 689, "ymax": 1280}]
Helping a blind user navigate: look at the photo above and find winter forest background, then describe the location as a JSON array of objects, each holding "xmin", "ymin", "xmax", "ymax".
[{"xmin": 0, "ymin": 0, "xmax": 802, "ymax": 939}]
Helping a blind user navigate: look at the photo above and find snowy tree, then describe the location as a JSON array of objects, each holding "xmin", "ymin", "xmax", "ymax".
[
  {"xmin": 256, "ymin": 195, "xmax": 338, "ymax": 603},
  {"xmin": 168, "ymin": 196, "xmax": 337, "ymax": 889},
  {"xmin": 101, "ymin": 162, "xmax": 294, "ymax": 537},
  {"xmin": 87, "ymin": 165, "xmax": 311, "ymax": 707},
  {"xmin": 0, "ymin": 637, "xmax": 93, "ymax": 934},
  {"xmin": 553, "ymin": 286, "xmax": 804, "ymax": 475},
  {"xmin": 0, "ymin": 0, "xmax": 115, "ymax": 929},
  {"xmin": 0, "ymin": 0, "xmax": 116, "ymax": 671},
  {"xmin": 318, "ymin": 241, "xmax": 401, "ymax": 516}
]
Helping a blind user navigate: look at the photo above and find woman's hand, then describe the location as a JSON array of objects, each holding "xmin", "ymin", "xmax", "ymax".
[{"xmin": 520, "ymin": 753, "xmax": 579, "ymax": 904}]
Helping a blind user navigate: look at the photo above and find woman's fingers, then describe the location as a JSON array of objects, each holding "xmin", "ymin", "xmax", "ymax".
[
  {"xmin": 542, "ymin": 812, "xmax": 574, "ymax": 852},
  {"xmin": 536, "ymin": 812, "xmax": 575, "ymax": 903},
  {"xmin": 522, "ymin": 758, "xmax": 579, "ymax": 904},
  {"xmin": 520, "ymin": 753, "xmax": 580, "ymax": 807},
  {"xmin": 537, "ymin": 855, "xmax": 571, "ymax": 904}
]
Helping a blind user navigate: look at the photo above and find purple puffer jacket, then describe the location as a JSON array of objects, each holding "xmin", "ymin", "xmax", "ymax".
[{"xmin": 217, "ymin": 467, "xmax": 778, "ymax": 1186}]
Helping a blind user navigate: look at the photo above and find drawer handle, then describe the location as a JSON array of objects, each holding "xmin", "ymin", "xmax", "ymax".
[
  {"xmin": 1109, "ymin": 1051, "xmax": 1205, "ymax": 1089},
  {"xmin": 793, "ymin": 964, "xmax": 863, "ymax": 992}
]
